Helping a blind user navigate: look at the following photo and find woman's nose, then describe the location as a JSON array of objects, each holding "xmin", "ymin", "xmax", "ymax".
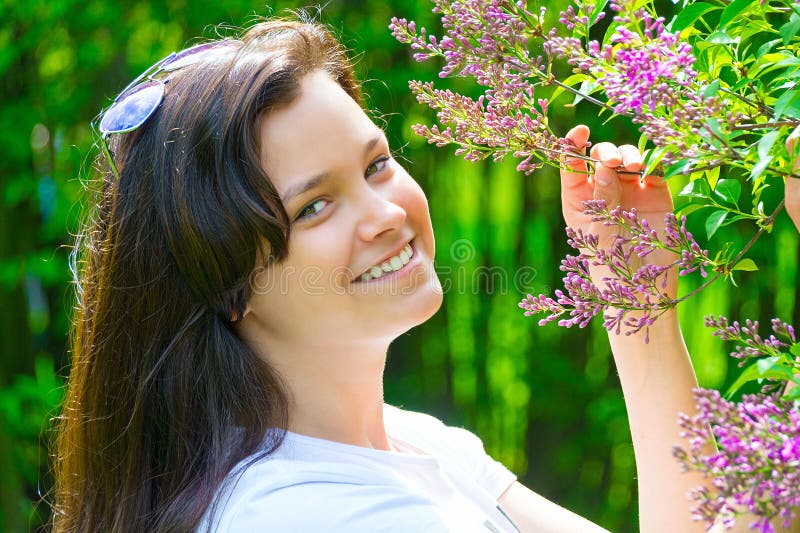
[{"xmin": 355, "ymin": 191, "xmax": 407, "ymax": 242}]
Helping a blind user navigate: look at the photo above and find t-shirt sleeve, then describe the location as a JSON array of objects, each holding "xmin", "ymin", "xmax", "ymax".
[
  {"xmin": 386, "ymin": 406, "xmax": 517, "ymax": 500},
  {"xmin": 219, "ymin": 481, "xmax": 453, "ymax": 533},
  {"xmin": 437, "ymin": 424, "xmax": 517, "ymax": 499}
]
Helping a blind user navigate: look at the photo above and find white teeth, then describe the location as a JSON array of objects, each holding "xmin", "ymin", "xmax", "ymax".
[{"xmin": 358, "ymin": 241, "xmax": 415, "ymax": 282}]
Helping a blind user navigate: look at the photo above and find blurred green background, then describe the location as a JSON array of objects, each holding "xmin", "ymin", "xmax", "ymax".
[{"xmin": 1, "ymin": 0, "xmax": 797, "ymax": 531}]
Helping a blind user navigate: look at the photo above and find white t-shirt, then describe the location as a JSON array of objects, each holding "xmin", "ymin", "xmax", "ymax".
[{"xmin": 198, "ymin": 404, "xmax": 519, "ymax": 532}]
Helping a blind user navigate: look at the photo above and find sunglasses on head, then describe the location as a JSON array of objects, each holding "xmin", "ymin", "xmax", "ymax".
[{"xmin": 95, "ymin": 40, "xmax": 238, "ymax": 179}]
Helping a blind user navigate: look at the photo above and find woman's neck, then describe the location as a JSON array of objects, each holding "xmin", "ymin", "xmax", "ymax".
[{"xmin": 243, "ymin": 332, "xmax": 394, "ymax": 450}]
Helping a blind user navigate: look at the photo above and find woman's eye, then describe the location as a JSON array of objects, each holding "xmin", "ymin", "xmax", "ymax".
[
  {"xmin": 366, "ymin": 156, "xmax": 390, "ymax": 177},
  {"xmin": 296, "ymin": 198, "xmax": 328, "ymax": 221}
]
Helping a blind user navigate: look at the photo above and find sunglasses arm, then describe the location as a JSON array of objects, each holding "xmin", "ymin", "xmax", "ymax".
[{"xmin": 99, "ymin": 135, "xmax": 122, "ymax": 181}]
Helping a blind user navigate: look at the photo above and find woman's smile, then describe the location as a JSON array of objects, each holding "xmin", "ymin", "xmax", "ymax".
[{"xmin": 352, "ymin": 238, "xmax": 422, "ymax": 285}]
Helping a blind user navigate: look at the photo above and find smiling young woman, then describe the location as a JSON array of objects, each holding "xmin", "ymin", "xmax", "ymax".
[{"xmin": 54, "ymin": 14, "xmax": 793, "ymax": 533}]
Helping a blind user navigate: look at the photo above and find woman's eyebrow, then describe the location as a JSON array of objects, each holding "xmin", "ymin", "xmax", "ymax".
[{"xmin": 280, "ymin": 131, "xmax": 387, "ymax": 204}]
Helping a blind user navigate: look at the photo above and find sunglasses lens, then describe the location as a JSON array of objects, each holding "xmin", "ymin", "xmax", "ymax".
[{"xmin": 99, "ymin": 80, "xmax": 164, "ymax": 134}]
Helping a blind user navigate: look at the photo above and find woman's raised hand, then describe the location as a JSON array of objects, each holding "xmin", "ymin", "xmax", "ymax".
[
  {"xmin": 559, "ymin": 129, "xmax": 706, "ymax": 533},
  {"xmin": 559, "ymin": 124, "xmax": 678, "ymax": 298}
]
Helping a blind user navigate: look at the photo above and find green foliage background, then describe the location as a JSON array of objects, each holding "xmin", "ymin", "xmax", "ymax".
[{"xmin": 1, "ymin": 0, "xmax": 797, "ymax": 531}]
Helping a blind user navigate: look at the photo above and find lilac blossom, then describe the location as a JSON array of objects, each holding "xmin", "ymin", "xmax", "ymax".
[
  {"xmin": 518, "ymin": 200, "xmax": 713, "ymax": 341},
  {"xmin": 673, "ymin": 388, "xmax": 800, "ymax": 532},
  {"xmin": 705, "ymin": 316, "xmax": 796, "ymax": 365},
  {"xmin": 408, "ymin": 79, "xmax": 562, "ymax": 173},
  {"xmin": 390, "ymin": 1, "xmax": 539, "ymax": 80},
  {"xmin": 543, "ymin": 0, "xmax": 740, "ymax": 164},
  {"xmin": 391, "ymin": 0, "xmax": 757, "ymax": 172},
  {"xmin": 391, "ymin": 2, "xmax": 568, "ymax": 174}
]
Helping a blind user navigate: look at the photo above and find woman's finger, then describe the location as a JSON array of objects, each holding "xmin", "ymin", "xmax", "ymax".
[
  {"xmin": 618, "ymin": 144, "xmax": 643, "ymax": 180},
  {"xmin": 591, "ymin": 142, "xmax": 622, "ymax": 168},
  {"xmin": 589, "ymin": 143, "xmax": 622, "ymax": 208},
  {"xmin": 560, "ymin": 125, "xmax": 591, "ymax": 188}
]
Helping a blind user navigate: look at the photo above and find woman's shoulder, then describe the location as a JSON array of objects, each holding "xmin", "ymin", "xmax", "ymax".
[
  {"xmin": 384, "ymin": 404, "xmax": 495, "ymax": 467},
  {"xmin": 199, "ymin": 424, "xmax": 438, "ymax": 532},
  {"xmin": 384, "ymin": 404, "xmax": 516, "ymax": 500},
  {"xmin": 201, "ymin": 454, "xmax": 449, "ymax": 532}
]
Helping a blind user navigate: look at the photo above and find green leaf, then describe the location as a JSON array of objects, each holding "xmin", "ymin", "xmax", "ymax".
[
  {"xmin": 732, "ymin": 258, "xmax": 758, "ymax": 271},
  {"xmin": 758, "ymin": 129, "xmax": 780, "ymax": 159},
  {"xmin": 572, "ymin": 79, "xmax": 600, "ymax": 106},
  {"xmin": 706, "ymin": 31, "xmax": 736, "ymax": 44},
  {"xmin": 670, "ymin": 2, "xmax": 720, "ymax": 32},
  {"xmin": 637, "ymin": 132, "xmax": 648, "ymax": 155},
  {"xmin": 676, "ymin": 202, "xmax": 708, "ymax": 216},
  {"xmin": 713, "ymin": 179, "xmax": 742, "ymax": 207},
  {"xmin": 589, "ymin": 0, "xmax": 609, "ymax": 25},
  {"xmin": 750, "ymin": 155, "xmax": 773, "ymax": 180},
  {"xmin": 704, "ymin": 79, "xmax": 721, "ymax": 99},
  {"xmin": 790, "ymin": 343, "xmax": 800, "ymax": 357},
  {"xmin": 752, "ymin": 56, "xmax": 800, "ymax": 78},
  {"xmin": 724, "ymin": 355, "xmax": 795, "ymax": 398},
  {"xmin": 731, "ymin": 77, "xmax": 756, "ymax": 91},
  {"xmin": 665, "ymin": 160, "xmax": 691, "ymax": 179},
  {"xmin": 705, "ymin": 209, "xmax": 728, "ymax": 239},
  {"xmin": 725, "ymin": 214, "xmax": 750, "ymax": 225},
  {"xmin": 642, "ymin": 146, "xmax": 667, "ymax": 178},
  {"xmin": 706, "ymin": 166, "xmax": 720, "ymax": 189},
  {"xmin": 550, "ymin": 73, "xmax": 589, "ymax": 103},
  {"xmin": 780, "ymin": 12, "xmax": 800, "ymax": 45},
  {"xmin": 719, "ymin": 0, "xmax": 755, "ymax": 29},
  {"xmin": 756, "ymin": 38, "xmax": 782, "ymax": 57},
  {"xmin": 679, "ymin": 178, "xmax": 711, "ymax": 198},
  {"xmin": 774, "ymin": 90, "xmax": 800, "ymax": 120}
]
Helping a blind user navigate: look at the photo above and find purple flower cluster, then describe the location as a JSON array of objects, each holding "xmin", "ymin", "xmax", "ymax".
[
  {"xmin": 577, "ymin": 0, "xmax": 697, "ymax": 113},
  {"xmin": 408, "ymin": 79, "xmax": 561, "ymax": 173},
  {"xmin": 518, "ymin": 200, "xmax": 713, "ymax": 341},
  {"xmin": 391, "ymin": 2, "xmax": 570, "ymax": 174},
  {"xmin": 673, "ymin": 388, "xmax": 800, "ymax": 532},
  {"xmin": 584, "ymin": 199, "xmax": 711, "ymax": 276},
  {"xmin": 392, "ymin": 0, "xmax": 764, "ymax": 176},
  {"xmin": 543, "ymin": 0, "xmax": 732, "ymax": 163},
  {"xmin": 705, "ymin": 315, "xmax": 796, "ymax": 364},
  {"xmin": 390, "ymin": 1, "xmax": 538, "ymax": 79},
  {"xmin": 557, "ymin": 2, "xmax": 605, "ymax": 31}
]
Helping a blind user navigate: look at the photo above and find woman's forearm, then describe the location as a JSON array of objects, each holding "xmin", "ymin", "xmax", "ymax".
[
  {"xmin": 607, "ymin": 311, "xmax": 800, "ymax": 533},
  {"xmin": 606, "ymin": 309, "xmax": 709, "ymax": 533}
]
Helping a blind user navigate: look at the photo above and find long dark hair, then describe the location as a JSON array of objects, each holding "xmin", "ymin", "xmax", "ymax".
[{"xmin": 53, "ymin": 18, "xmax": 363, "ymax": 532}]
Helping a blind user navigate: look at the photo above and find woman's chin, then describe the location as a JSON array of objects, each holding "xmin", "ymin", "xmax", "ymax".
[{"xmin": 395, "ymin": 280, "xmax": 445, "ymax": 333}]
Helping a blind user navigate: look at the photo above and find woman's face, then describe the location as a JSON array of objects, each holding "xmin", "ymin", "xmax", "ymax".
[{"xmin": 242, "ymin": 70, "xmax": 443, "ymax": 351}]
